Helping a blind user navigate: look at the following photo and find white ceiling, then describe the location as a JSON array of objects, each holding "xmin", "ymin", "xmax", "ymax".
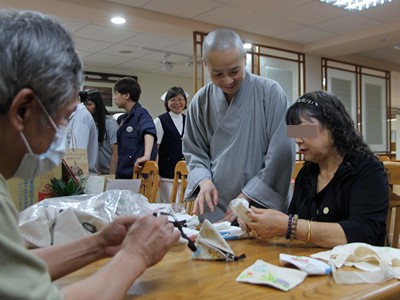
[{"xmin": 1, "ymin": 0, "xmax": 400, "ymax": 78}]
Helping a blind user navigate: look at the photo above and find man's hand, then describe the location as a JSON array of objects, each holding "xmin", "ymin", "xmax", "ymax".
[
  {"xmin": 120, "ymin": 214, "xmax": 180, "ymax": 268},
  {"xmin": 95, "ymin": 216, "xmax": 138, "ymax": 258},
  {"xmin": 134, "ymin": 155, "xmax": 150, "ymax": 168},
  {"xmin": 192, "ymin": 179, "xmax": 218, "ymax": 215}
]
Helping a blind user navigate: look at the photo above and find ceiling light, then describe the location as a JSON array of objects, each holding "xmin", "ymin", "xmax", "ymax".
[
  {"xmin": 160, "ymin": 52, "xmax": 174, "ymax": 71},
  {"xmin": 161, "ymin": 61, "xmax": 173, "ymax": 72},
  {"xmin": 161, "ymin": 52, "xmax": 170, "ymax": 63},
  {"xmin": 111, "ymin": 17, "xmax": 126, "ymax": 24},
  {"xmin": 243, "ymin": 43, "xmax": 252, "ymax": 49},
  {"xmin": 185, "ymin": 56, "xmax": 193, "ymax": 67},
  {"xmin": 141, "ymin": 47, "xmax": 197, "ymax": 69},
  {"xmin": 142, "ymin": 46, "xmax": 192, "ymax": 59},
  {"xmin": 320, "ymin": 0, "xmax": 392, "ymax": 11}
]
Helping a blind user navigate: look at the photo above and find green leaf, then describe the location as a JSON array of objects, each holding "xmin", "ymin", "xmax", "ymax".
[{"xmin": 50, "ymin": 177, "xmax": 84, "ymax": 196}]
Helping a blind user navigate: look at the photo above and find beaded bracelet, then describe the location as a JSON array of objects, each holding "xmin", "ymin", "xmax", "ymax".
[
  {"xmin": 285, "ymin": 214, "xmax": 293, "ymax": 240},
  {"xmin": 289, "ymin": 214, "xmax": 298, "ymax": 241}
]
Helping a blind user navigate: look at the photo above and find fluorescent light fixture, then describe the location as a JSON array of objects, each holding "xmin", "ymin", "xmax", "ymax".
[
  {"xmin": 243, "ymin": 43, "xmax": 252, "ymax": 49},
  {"xmin": 320, "ymin": 0, "xmax": 392, "ymax": 11},
  {"xmin": 111, "ymin": 16, "xmax": 126, "ymax": 24}
]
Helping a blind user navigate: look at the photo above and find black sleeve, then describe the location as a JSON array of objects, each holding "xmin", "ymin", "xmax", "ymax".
[{"xmin": 338, "ymin": 158, "xmax": 389, "ymax": 246}]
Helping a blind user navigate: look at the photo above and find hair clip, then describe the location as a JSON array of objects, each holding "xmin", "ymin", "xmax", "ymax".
[
  {"xmin": 295, "ymin": 98, "xmax": 319, "ymax": 106},
  {"xmin": 85, "ymin": 89, "xmax": 98, "ymax": 94}
]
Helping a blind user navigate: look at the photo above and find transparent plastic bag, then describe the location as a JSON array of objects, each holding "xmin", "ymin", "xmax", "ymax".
[{"xmin": 19, "ymin": 190, "xmax": 152, "ymax": 247}]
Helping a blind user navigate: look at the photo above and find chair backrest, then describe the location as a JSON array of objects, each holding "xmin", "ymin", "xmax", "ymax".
[
  {"xmin": 133, "ymin": 161, "xmax": 159, "ymax": 203},
  {"xmin": 292, "ymin": 161, "xmax": 304, "ymax": 179},
  {"xmin": 378, "ymin": 155, "xmax": 391, "ymax": 162},
  {"xmin": 292, "ymin": 160, "xmax": 304, "ymax": 179},
  {"xmin": 383, "ymin": 162, "xmax": 400, "ymax": 248},
  {"xmin": 170, "ymin": 160, "xmax": 192, "ymax": 212}
]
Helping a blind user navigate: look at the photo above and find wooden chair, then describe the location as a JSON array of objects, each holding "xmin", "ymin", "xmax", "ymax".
[
  {"xmin": 292, "ymin": 160, "xmax": 304, "ymax": 179},
  {"xmin": 169, "ymin": 160, "xmax": 192, "ymax": 213},
  {"xmin": 378, "ymin": 155, "xmax": 391, "ymax": 162},
  {"xmin": 383, "ymin": 161, "xmax": 400, "ymax": 248},
  {"xmin": 133, "ymin": 161, "xmax": 159, "ymax": 203},
  {"xmin": 291, "ymin": 161, "xmax": 305, "ymax": 190}
]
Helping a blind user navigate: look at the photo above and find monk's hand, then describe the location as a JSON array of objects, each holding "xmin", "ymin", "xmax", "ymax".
[
  {"xmin": 222, "ymin": 207, "xmax": 237, "ymax": 223},
  {"xmin": 193, "ymin": 179, "xmax": 218, "ymax": 215}
]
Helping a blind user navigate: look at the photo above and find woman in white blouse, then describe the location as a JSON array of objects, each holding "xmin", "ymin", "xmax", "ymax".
[{"xmin": 154, "ymin": 87, "xmax": 188, "ymax": 203}]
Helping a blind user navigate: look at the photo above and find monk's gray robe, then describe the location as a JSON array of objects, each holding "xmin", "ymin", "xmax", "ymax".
[{"xmin": 183, "ymin": 71, "xmax": 295, "ymax": 222}]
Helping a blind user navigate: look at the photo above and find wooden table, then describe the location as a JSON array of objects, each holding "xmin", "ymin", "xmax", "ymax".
[{"xmin": 55, "ymin": 238, "xmax": 400, "ymax": 299}]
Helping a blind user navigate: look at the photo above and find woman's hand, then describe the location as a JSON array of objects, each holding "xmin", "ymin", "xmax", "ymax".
[
  {"xmin": 237, "ymin": 217, "xmax": 251, "ymax": 232},
  {"xmin": 247, "ymin": 207, "xmax": 288, "ymax": 240}
]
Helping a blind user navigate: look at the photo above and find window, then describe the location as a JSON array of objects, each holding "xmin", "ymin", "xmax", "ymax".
[
  {"xmin": 193, "ymin": 31, "xmax": 305, "ymax": 101},
  {"xmin": 322, "ymin": 59, "xmax": 391, "ymax": 154}
]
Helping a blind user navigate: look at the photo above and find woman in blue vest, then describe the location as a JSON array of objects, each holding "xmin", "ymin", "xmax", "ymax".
[{"xmin": 154, "ymin": 87, "xmax": 187, "ymax": 203}]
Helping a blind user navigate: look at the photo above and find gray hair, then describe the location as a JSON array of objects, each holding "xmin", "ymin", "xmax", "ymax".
[
  {"xmin": 0, "ymin": 10, "xmax": 83, "ymax": 115},
  {"xmin": 202, "ymin": 28, "xmax": 245, "ymax": 62}
]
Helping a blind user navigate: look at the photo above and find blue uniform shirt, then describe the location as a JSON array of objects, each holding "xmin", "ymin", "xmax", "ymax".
[{"xmin": 116, "ymin": 103, "xmax": 157, "ymax": 179}]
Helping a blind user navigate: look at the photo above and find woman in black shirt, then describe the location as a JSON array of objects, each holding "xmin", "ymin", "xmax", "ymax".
[{"xmin": 240, "ymin": 91, "xmax": 388, "ymax": 248}]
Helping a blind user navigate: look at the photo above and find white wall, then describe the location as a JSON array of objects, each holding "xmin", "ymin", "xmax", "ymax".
[
  {"xmin": 391, "ymin": 72, "xmax": 400, "ymax": 158},
  {"xmin": 392, "ymin": 72, "xmax": 400, "ymax": 108},
  {"xmin": 305, "ymin": 54, "xmax": 322, "ymax": 92},
  {"xmin": 85, "ymin": 66, "xmax": 194, "ymax": 118},
  {"xmin": 86, "ymin": 63, "xmax": 400, "ymax": 154}
]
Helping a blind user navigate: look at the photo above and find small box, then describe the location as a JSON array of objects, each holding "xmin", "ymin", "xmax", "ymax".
[{"xmin": 6, "ymin": 164, "xmax": 62, "ymax": 211}]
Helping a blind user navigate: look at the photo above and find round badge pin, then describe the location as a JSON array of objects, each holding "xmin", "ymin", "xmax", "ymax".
[
  {"xmin": 323, "ymin": 207, "xmax": 329, "ymax": 214},
  {"xmin": 126, "ymin": 126, "xmax": 133, "ymax": 133}
]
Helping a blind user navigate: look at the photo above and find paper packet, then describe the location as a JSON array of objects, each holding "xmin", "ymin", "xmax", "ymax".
[
  {"xmin": 279, "ymin": 253, "xmax": 331, "ymax": 275},
  {"xmin": 236, "ymin": 259, "xmax": 307, "ymax": 291}
]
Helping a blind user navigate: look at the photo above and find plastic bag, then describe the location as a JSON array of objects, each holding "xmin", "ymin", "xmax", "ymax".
[{"xmin": 19, "ymin": 190, "xmax": 152, "ymax": 247}]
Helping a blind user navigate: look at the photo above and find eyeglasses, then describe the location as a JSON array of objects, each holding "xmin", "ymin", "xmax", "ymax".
[
  {"xmin": 153, "ymin": 212, "xmax": 197, "ymax": 252},
  {"xmin": 168, "ymin": 97, "xmax": 185, "ymax": 103}
]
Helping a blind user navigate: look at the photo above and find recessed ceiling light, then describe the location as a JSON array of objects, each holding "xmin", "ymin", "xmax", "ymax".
[
  {"xmin": 111, "ymin": 17, "xmax": 126, "ymax": 25},
  {"xmin": 394, "ymin": 45, "xmax": 400, "ymax": 51}
]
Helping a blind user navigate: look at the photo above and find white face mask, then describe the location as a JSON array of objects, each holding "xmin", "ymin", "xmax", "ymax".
[{"xmin": 13, "ymin": 98, "xmax": 67, "ymax": 179}]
